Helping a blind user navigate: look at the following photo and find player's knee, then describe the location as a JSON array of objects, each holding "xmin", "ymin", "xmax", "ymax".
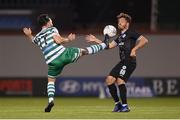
[
  {"xmin": 116, "ymin": 78, "xmax": 125, "ymax": 85},
  {"xmin": 48, "ymin": 77, "xmax": 56, "ymax": 82},
  {"xmin": 106, "ymin": 76, "xmax": 116, "ymax": 85},
  {"xmin": 81, "ymin": 49, "xmax": 88, "ymax": 56}
]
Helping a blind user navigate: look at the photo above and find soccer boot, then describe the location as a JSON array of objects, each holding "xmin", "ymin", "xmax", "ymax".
[
  {"xmin": 104, "ymin": 34, "xmax": 110, "ymax": 49},
  {"xmin": 45, "ymin": 101, "xmax": 54, "ymax": 112},
  {"xmin": 118, "ymin": 104, "xmax": 130, "ymax": 112},
  {"xmin": 112, "ymin": 102, "xmax": 122, "ymax": 112}
]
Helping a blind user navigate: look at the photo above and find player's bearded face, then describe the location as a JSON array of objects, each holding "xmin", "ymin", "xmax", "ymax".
[{"xmin": 118, "ymin": 18, "xmax": 128, "ymax": 30}]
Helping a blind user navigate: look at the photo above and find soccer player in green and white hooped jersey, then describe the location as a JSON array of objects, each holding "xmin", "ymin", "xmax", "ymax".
[{"xmin": 23, "ymin": 14, "xmax": 109, "ymax": 112}]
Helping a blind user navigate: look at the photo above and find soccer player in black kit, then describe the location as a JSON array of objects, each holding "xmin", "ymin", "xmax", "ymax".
[{"xmin": 86, "ymin": 13, "xmax": 148, "ymax": 112}]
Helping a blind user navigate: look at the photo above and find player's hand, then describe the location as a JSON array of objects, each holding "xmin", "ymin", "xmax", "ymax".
[
  {"xmin": 85, "ymin": 34, "xmax": 101, "ymax": 43},
  {"xmin": 130, "ymin": 49, "xmax": 136, "ymax": 57},
  {"xmin": 68, "ymin": 33, "xmax": 76, "ymax": 41},
  {"xmin": 23, "ymin": 27, "xmax": 32, "ymax": 36}
]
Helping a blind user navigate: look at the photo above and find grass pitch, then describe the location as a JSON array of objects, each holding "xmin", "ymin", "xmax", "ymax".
[{"xmin": 0, "ymin": 97, "xmax": 180, "ymax": 119}]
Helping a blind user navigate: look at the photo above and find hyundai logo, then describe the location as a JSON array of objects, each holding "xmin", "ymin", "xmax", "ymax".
[{"xmin": 59, "ymin": 80, "xmax": 81, "ymax": 94}]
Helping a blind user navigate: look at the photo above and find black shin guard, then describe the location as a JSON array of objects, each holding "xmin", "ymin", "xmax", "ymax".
[
  {"xmin": 118, "ymin": 84, "xmax": 127, "ymax": 104},
  {"xmin": 108, "ymin": 84, "xmax": 119, "ymax": 103}
]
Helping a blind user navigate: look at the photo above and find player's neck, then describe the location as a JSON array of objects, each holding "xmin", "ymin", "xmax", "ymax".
[
  {"xmin": 42, "ymin": 25, "xmax": 50, "ymax": 30},
  {"xmin": 121, "ymin": 28, "xmax": 128, "ymax": 34}
]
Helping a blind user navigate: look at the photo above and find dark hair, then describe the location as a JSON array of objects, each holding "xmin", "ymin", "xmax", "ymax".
[
  {"xmin": 37, "ymin": 14, "xmax": 50, "ymax": 26},
  {"xmin": 117, "ymin": 13, "xmax": 132, "ymax": 24}
]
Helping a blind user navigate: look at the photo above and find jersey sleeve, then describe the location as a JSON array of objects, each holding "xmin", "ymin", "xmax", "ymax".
[
  {"xmin": 32, "ymin": 36, "xmax": 37, "ymax": 44},
  {"xmin": 32, "ymin": 36, "xmax": 39, "ymax": 45},
  {"xmin": 131, "ymin": 31, "xmax": 141, "ymax": 41},
  {"xmin": 51, "ymin": 27, "xmax": 59, "ymax": 36}
]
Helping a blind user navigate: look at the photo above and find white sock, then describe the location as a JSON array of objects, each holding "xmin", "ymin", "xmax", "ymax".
[
  {"xmin": 122, "ymin": 104, "xmax": 127, "ymax": 107},
  {"xmin": 47, "ymin": 82, "xmax": 55, "ymax": 103},
  {"xmin": 86, "ymin": 43, "xmax": 106, "ymax": 54}
]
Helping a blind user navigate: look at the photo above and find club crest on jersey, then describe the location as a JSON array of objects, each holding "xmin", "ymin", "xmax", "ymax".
[
  {"xmin": 121, "ymin": 33, "xmax": 126, "ymax": 38},
  {"xmin": 119, "ymin": 42, "xmax": 124, "ymax": 46}
]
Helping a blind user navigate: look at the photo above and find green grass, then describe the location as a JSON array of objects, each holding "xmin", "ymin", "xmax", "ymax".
[{"xmin": 0, "ymin": 97, "xmax": 180, "ymax": 119}]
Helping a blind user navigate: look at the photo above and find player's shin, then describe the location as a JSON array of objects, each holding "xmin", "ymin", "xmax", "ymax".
[
  {"xmin": 118, "ymin": 84, "xmax": 127, "ymax": 104},
  {"xmin": 108, "ymin": 84, "xmax": 119, "ymax": 103},
  {"xmin": 85, "ymin": 43, "xmax": 106, "ymax": 54},
  {"xmin": 47, "ymin": 81, "xmax": 55, "ymax": 103}
]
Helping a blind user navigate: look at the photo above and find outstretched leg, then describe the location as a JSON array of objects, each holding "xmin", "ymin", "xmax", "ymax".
[
  {"xmin": 83, "ymin": 42, "xmax": 107, "ymax": 55},
  {"xmin": 81, "ymin": 34, "xmax": 110, "ymax": 56}
]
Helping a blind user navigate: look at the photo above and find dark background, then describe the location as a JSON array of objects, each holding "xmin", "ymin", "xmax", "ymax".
[{"xmin": 0, "ymin": 0, "xmax": 179, "ymax": 33}]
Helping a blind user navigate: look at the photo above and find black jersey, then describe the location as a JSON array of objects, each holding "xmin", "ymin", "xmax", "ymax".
[{"xmin": 114, "ymin": 29, "xmax": 141, "ymax": 63}]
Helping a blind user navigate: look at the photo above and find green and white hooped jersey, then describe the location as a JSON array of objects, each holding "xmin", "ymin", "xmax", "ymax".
[{"xmin": 32, "ymin": 27, "xmax": 66, "ymax": 64}]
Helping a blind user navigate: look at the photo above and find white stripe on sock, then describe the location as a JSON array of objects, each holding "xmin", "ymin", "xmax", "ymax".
[
  {"xmin": 99, "ymin": 43, "xmax": 106, "ymax": 49},
  {"xmin": 87, "ymin": 47, "xmax": 93, "ymax": 54}
]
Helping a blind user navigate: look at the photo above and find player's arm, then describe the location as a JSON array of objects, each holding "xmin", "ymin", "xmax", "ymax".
[
  {"xmin": 86, "ymin": 34, "xmax": 102, "ymax": 44},
  {"xmin": 23, "ymin": 27, "xmax": 34, "ymax": 42},
  {"xmin": 130, "ymin": 35, "xmax": 148, "ymax": 57},
  {"xmin": 86, "ymin": 34, "xmax": 117, "ymax": 49},
  {"xmin": 53, "ymin": 33, "xmax": 75, "ymax": 44}
]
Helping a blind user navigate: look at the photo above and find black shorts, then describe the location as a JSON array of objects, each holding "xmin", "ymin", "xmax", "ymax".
[{"xmin": 109, "ymin": 61, "xmax": 136, "ymax": 82}]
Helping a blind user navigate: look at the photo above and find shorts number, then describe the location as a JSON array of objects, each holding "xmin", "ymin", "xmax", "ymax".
[{"xmin": 119, "ymin": 65, "xmax": 127, "ymax": 76}]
